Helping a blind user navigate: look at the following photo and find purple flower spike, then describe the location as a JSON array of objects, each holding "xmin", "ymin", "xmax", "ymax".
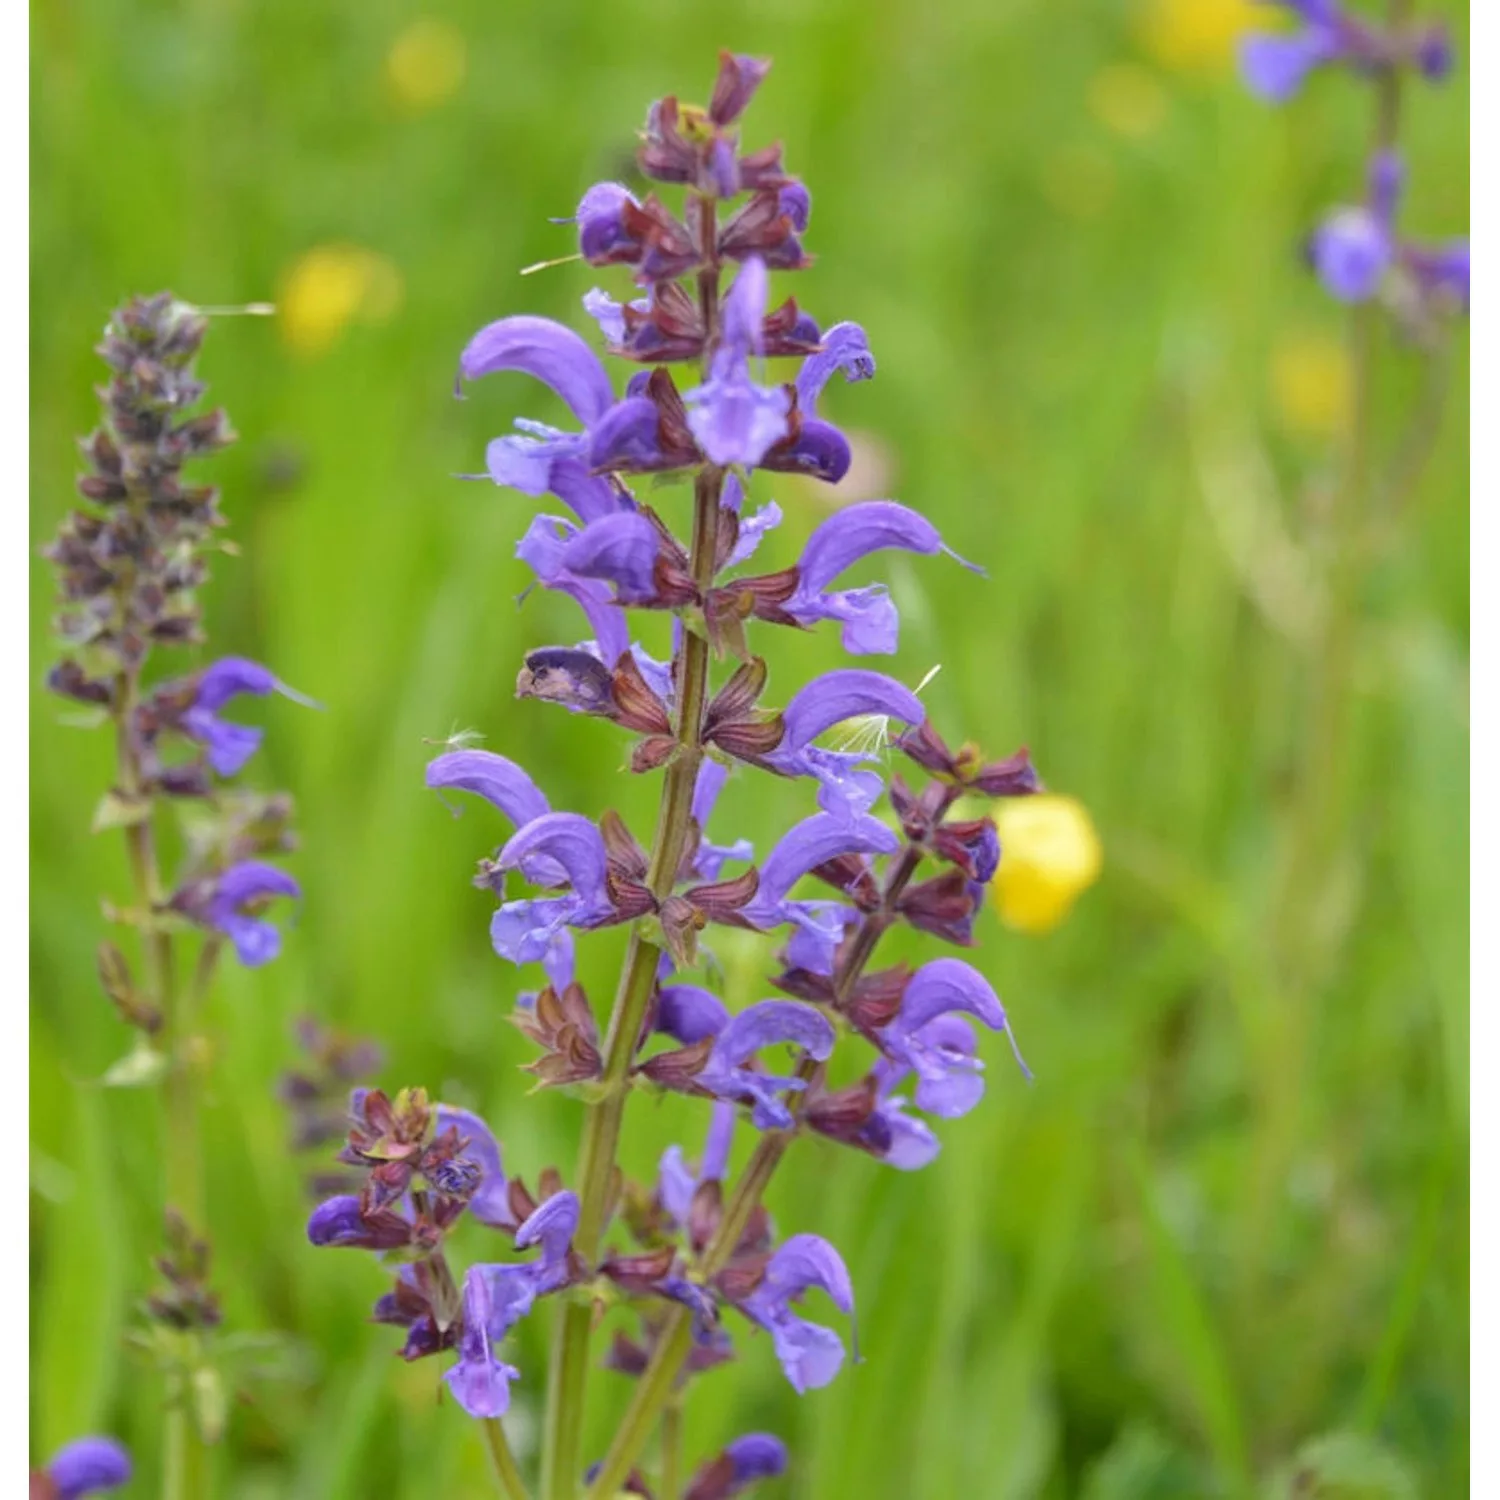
[
  {"xmin": 44, "ymin": 1437, "xmax": 133, "ymax": 1499},
  {"xmin": 739, "ymin": 1233, "xmax": 855, "ymax": 1393},
  {"xmin": 684, "ymin": 259, "xmax": 792, "ymax": 467},
  {"xmin": 787, "ymin": 500, "xmax": 979, "ymax": 655},
  {"xmin": 460, "ymin": 315, "xmax": 615, "ymax": 425},
  {"xmin": 699, "ymin": 1000, "xmax": 836, "ymax": 1130},
  {"xmin": 204, "ymin": 860, "xmax": 300, "ymax": 967},
  {"xmin": 182, "ymin": 656, "xmax": 312, "ymax": 777},
  {"xmin": 435, "ymin": 1104, "xmax": 517, "ymax": 1229}
]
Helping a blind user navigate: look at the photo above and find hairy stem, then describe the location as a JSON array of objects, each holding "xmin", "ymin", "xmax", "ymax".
[
  {"xmin": 481, "ymin": 1417, "xmax": 531, "ymax": 1500},
  {"xmin": 541, "ymin": 241, "xmax": 725, "ymax": 1498}
]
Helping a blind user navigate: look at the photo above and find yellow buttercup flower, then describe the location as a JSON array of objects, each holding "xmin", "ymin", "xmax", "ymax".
[
  {"xmin": 1269, "ymin": 329, "xmax": 1352, "ymax": 438},
  {"xmin": 992, "ymin": 795, "xmax": 1103, "ymax": 935},
  {"xmin": 277, "ymin": 245, "xmax": 404, "ymax": 357},
  {"xmin": 1138, "ymin": 0, "xmax": 1258, "ymax": 73},
  {"xmin": 387, "ymin": 18, "xmax": 467, "ymax": 112}
]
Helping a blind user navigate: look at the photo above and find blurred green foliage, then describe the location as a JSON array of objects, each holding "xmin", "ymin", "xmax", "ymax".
[{"xmin": 30, "ymin": 0, "xmax": 1468, "ymax": 1496}]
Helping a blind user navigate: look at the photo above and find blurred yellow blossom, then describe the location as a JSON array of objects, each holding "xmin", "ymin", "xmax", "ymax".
[
  {"xmin": 277, "ymin": 245, "xmax": 403, "ymax": 356},
  {"xmin": 1089, "ymin": 64, "xmax": 1170, "ymax": 140},
  {"xmin": 992, "ymin": 795, "xmax": 1103, "ymax": 935},
  {"xmin": 387, "ymin": 18, "xmax": 467, "ymax": 112},
  {"xmin": 1270, "ymin": 330, "xmax": 1352, "ymax": 438},
  {"xmin": 1138, "ymin": 0, "xmax": 1258, "ymax": 73}
]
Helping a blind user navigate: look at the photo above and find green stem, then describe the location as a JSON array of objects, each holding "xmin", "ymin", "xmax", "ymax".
[
  {"xmin": 660, "ymin": 1400, "xmax": 683, "ymax": 1500},
  {"xmin": 481, "ymin": 1417, "xmax": 531, "ymax": 1500}
]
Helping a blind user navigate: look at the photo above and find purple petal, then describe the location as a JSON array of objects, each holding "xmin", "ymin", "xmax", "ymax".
[
  {"xmin": 195, "ymin": 656, "xmax": 277, "ymax": 710},
  {"xmin": 763, "ymin": 1232, "xmax": 855, "ymax": 1313},
  {"xmin": 587, "ymin": 395, "xmax": 668, "ymax": 471},
  {"xmin": 576, "ymin": 181, "xmax": 639, "ymax": 262},
  {"xmin": 490, "ymin": 895, "xmax": 587, "ymax": 968},
  {"xmin": 723, "ymin": 257, "xmax": 770, "ymax": 356},
  {"xmin": 701, "ymin": 1099, "xmax": 736, "ymax": 1181},
  {"xmin": 870, "ymin": 1098, "xmax": 941, "ymax": 1170},
  {"xmin": 795, "ymin": 322, "xmax": 874, "ymax": 408},
  {"xmin": 1310, "ymin": 208, "xmax": 1394, "ymax": 302},
  {"xmin": 727, "ymin": 1434, "xmax": 789, "ymax": 1483},
  {"xmin": 894, "ymin": 957, "xmax": 1007, "ymax": 1036},
  {"xmin": 45, "ymin": 1438, "xmax": 133, "ymax": 1499},
  {"xmin": 794, "ymin": 500, "xmax": 954, "ymax": 597},
  {"xmin": 444, "ymin": 1264, "xmax": 526, "ymax": 1418},
  {"xmin": 497, "ymin": 813, "xmax": 609, "ymax": 903},
  {"xmin": 1407, "ymin": 240, "xmax": 1470, "ymax": 309},
  {"xmin": 1239, "ymin": 32, "xmax": 1331, "ymax": 102},
  {"xmin": 753, "ymin": 812, "xmax": 898, "ymax": 910},
  {"xmin": 560, "ymin": 512, "xmax": 660, "ymax": 600},
  {"xmin": 686, "ymin": 371, "xmax": 791, "ymax": 469},
  {"xmin": 794, "ymin": 747, "xmax": 886, "ymax": 821},
  {"xmin": 435, "ymin": 1104, "xmax": 516, "ymax": 1228},
  {"xmin": 213, "ymin": 860, "xmax": 301, "ymax": 911},
  {"xmin": 657, "ymin": 984, "xmax": 730, "ymax": 1044},
  {"xmin": 779, "ymin": 181, "xmax": 812, "ymax": 232},
  {"xmin": 725, "ymin": 500, "xmax": 783, "ymax": 568},
  {"xmin": 781, "ymin": 899, "xmax": 860, "ymax": 976},
  {"xmin": 712, "ymin": 1000, "xmax": 835, "ymax": 1068},
  {"xmin": 761, "ymin": 417, "xmax": 851, "ymax": 484},
  {"xmin": 582, "ymin": 286, "xmax": 632, "ymax": 344},
  {"xmin": 692, "ymin": 760, "xmax": 730, "ymax": 829},
  {"xmin": 657, "ymin": 1146, "xmax": 697, "ymax": 1224},
  {"xmin": 485, "ymin": 426, "xmax": 587, "ymax": 496},
  {"xmin": 459, "ymin": 315, "xmax": 615, "ymax": 427},
  {"xmin": 307, "ymin": 1195, "xmax": 380, "ymax": 1247},
  {"xmin": 781, "ymin": 669, "xmax": 924, "ymax": 751},
  {"xmin": 516, "ymin": 1189, "xmax": 580, "ymax": 1270},
  {"xmin": 768, "ymin": 1315, "xmax": 846, "ymax": 1393},
  {"xmin": 426, "ymin": 750, "xmax": 551, "ymax": 831}
]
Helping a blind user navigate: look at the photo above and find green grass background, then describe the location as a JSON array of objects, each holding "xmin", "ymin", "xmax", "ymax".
[{"xmin": 30, "ymin": 1, "xmax": 1469, "ymax": 1495}]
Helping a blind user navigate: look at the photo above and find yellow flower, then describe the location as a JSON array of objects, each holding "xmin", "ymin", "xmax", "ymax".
[
  {"xmin": 387, "ymin": 18, "xmax": 467, "ymax": 112},
  {"xmin": 1138, "ymin": 0, "xmax": 1258, "ymax": 74},
  {"xmin": 992, "ymin": 795, "xmax": 1103, "ymax": 935},
  {"xmin": 277, "ymin": 245, "xmax": 404, "ymax": 357},
  {"xmin": 1269, "ymin": 330, "xmax": 1352, "ymax": 438},
  {"xmin": 1089, "ymin": 64, "xmax": 1170, "ymax": 140}
]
